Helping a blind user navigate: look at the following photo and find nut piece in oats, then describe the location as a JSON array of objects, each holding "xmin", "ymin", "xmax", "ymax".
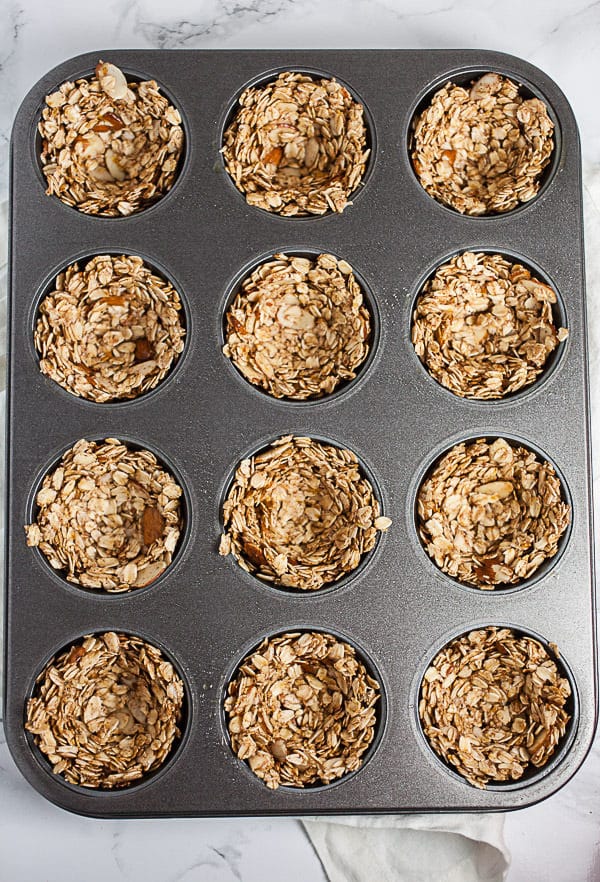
[
  {"xmin": 411, "ymin": 73, "xmax": 554, "ymax": 215},
  {"xmin": 24, "ymin": 438, "xmax": 183, "ymax": 592},
  {"xmin": 223, "ymin": 253, "xmax": 371, "ymax": 400},
  {"xmin": 222, "ymin": 72, "xmax": 369, "ymax": 216},
  {"xmin": 419, "ymin": 627, "xmax": 572, "ymax": 788},
  {"xmin": 417, "ymin": 437, "xmax": 570, "ymax": 588},
  {"xmin": 25, "ymin": 632, "xmax": 185, "ymax": 789},
  {"xmin": 220, "ymin": 435, "xmax": 388, "ymax": 590},
  {"xmin": 225, "ymin": 631, "xmax": 380, "ymax": 788},
  {"xmin": 412, "ymin": 252, "xmax": 567, "ymax": 399},
  {"xmin": 35, "ymin": 254, "xmax": 185, "ymax": 403},
  {"xmin": 39, "ymin": 60, "xmax": 184, "ymax": 216}
]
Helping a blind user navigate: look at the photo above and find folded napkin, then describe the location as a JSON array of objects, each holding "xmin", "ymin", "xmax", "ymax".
[{"xmin": 302, "ymin": 813, "xmax": 509, "ymax": 882}]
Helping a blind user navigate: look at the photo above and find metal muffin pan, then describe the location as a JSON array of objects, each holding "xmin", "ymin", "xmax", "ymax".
[{"xmin": 4, "ymin": 49, "xmax": 596, "ymax": 816}]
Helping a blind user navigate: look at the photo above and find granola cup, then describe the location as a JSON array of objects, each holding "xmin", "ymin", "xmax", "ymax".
[
  {"xmin": 222, "ymin": 71, "xmax": 369, "ymax": 216},
  {"xmin": 24, "ymin": 438, "xmax": 183, "ymax": 592},
  {"xmin": 39, "ymin": 61, "xmax": 184, "ymax": 216},
  {"xmin": 26, "ymin": 632, "xmax": 185, "ymax": 789},
  {"xmin": 411, "ymin": 73, "xmax": 554, "ymax": 215},
  {"xmin": 417, "ymin": 438, "xmax": 570, "ymax": 588},
  {"xmin": 223, "ymin": 253, "xmax": 371, "ymax": 400},
  {"xmin": 225, "ymin": 630, "xmax": 380, "ymax": 789},
  {"xmin": 419, "ymin": 627, "xmax": 572, "ymax": 788},
  {"xmin": 35, "ymin": 254, "xmax": 186, "ymax": 403},
  {"xmin": 412, "ymin": 252, "xmax": 568, "ymax": 399},
  {"xmin": 219, "ymin": 435, "xmax": 391, "ymax": 591}
]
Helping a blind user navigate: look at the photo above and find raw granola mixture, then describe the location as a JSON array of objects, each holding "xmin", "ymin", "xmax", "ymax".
[
  {"xmin": 417, "ymin": 437, "xmax": 570, "ymax": 587},
  {"xmin": 411, "ymin": 73, "xmax": 554, "ymax": 215},
  {"xmin": 420, "ymin": 627, "xmax": 572, "ymax": 787},
  {"xmin": 225, "ymin": 630, "xmax": 380, "ymax": 788},
  {"xmin": 219, "ymin": 435, "xmax": 390, "ymax": 591},
  {"xmin": 412, "ymin": 252, "xmax": 567, "ymax": 399},
  {"xmin": 222, "ymin": 71, "xmax": 369, "ymax": 216},
  {"xmin": 26, "ymin": 631, "xmax": 185, "ymax": 788},
  {"xmin": 36, "ymin": 254, "xmax": 185, "ymax": 402},
  {"xmin": 39, "ymin": 60, "xmax": 184, "ymax": 216},
  {"xmin": 25, "ymin": 438, "xmax": 183, "ymax": 591},
  {"xmin": 223, "ymin": 253, "xmax": 371, "ymax": 400}
]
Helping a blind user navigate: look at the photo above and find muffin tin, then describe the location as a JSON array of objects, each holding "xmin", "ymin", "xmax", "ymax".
[{"xmin": 4, "ymin": 49, "xmax": 596, "ymax": 816}]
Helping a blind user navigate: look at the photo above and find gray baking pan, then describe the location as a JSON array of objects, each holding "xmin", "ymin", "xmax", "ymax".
[{"xmin": 4, "ymin": 49, "xmax": 596, "ymax": 817}]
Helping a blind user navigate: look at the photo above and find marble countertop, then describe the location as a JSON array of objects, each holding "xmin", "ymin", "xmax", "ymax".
[{"xmin": 1, "ymin": 1, "xmax": 599, "ymax": 880}]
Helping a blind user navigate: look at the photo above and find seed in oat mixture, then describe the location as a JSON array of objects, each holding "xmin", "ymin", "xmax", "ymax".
[
  {"xmin": 225, "ymin": 630, "xmax": 380, "ymax": 789},
  {"xmin": 223, "ymin": 253, "xmax": 371, "ymax": 400},
  {"xmin": 39, "ymin": 61, "xmax": 184, "ymax": 216},
  {"xmin": 222, "ymin": 71, "xmax": 369, "ymax": 216},
  {"xmin": 24, "ymin": 438, "xmax": 183, "ymax": 592},
  {"xmin": 419, "ymin": 627, "xmax": 572, "ymax": 788},
  {"xmin": 417, "ymin": 437, "xmax": 570, "ymax": 588},
  {"xmin": 411, "ymin": 73, "xmax": 554, "ymax": 215},
  {"xmin": 35, "ymin": 254, "xmax": 185, "ymax": 403},
  {"xmin": 219, "ymin": 435, "xmax": 388, "ymax": 591},
  {"xmin": 25, "ymin": 632, "xmax": 185, "ymax": 789},
  {"xmin": 412, "ymin": 252, "xmax": 567, "ymax": 399}
]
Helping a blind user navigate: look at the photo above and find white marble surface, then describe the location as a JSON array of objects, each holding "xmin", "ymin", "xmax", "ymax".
[{"xmin": 1, "ymin": 1, "xmax": 599, "ymax": 880}]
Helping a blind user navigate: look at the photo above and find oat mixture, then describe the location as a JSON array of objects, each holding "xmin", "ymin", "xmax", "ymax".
[
  {"xmin": 25, "ymin": 438, "xmax": 183, "ymax": 591},
  {"xmin": 36, "ymin": 254, "xmax": 185, "ymax": 402},
  {"xmin": 222, "ymin": 71, "xmax": 369, "ymax": 216},
  {"xmin": 220, "ymin": 435, "xmax": 390, "ymax": 590},
  {"xmin": 411, "ymin": 73, "xmax": 554, "ymax": 215},
  {"xmin": 420, "ymin": 627, "xmax": 572, "ymax": 788},
  {"xmin": 223, "ymin": 253, "xmax": 371, "ymax": 399},
  {"xmin": 26, "ymin": 632, "xmax": 185, "ymax": 789},
  {"xmin": 412, "ymin": 252, "xmax": 567, "ymax": 399},
  {"xmin": 39, "ymin": 61, "xmax": 184, "ymax": 216},
  {"xmin": 417, "ymin": 437, "xmax": 570, "ymax": 587},
  {"xmin": 225, "ymin": 630, "xmax": 380, "ymax": 788}
]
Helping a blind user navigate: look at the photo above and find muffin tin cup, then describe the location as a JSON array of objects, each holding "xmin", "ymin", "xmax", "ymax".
[
  {"xmin": 409, "ymin": 247, "xmax": 569, "ymax": 406},
  {"xmin": 411, "ymin": 623, "xmax": 580, "ymax": 792},
  {"xmin": 219, "ymin": 625, "xmax": 388, "ymax": 793},
  {"xmin": 5, "ymin": 49, "xmax": 596, "ymax": 817},
  {"xmin": 24, "ymin": 629, "xmax": 193, "ymax": 797}
]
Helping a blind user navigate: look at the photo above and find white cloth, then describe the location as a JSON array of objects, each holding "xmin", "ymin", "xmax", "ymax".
[{"xmin": 303, "ymin": 814, "xmax": 509, "ymax": 882}]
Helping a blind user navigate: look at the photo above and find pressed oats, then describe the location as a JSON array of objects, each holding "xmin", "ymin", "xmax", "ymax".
[
  {"xmin": 223, "ymin": 253, "xmax": 371, "ymax": 400},
  {"xmin": 420, "ymin": 627, "xmax": 572, "ymax": 787},
  {"xmin": 35, "ymin": 254, "xmax": 185, "ymax": 402},
  {"xmin": 412, "ymin": 252, "xmax": 567, "ymax": 399},
  {"xmin": 40, "ymin": 60, "xmax": 184, "ymax": 216},
  {"xmin": 26, "ymin": 632, "xmax": 184, "ymax": 788},
  {"xmin": 225, "ymin": 630, "xmax": 380, "ymax": 788},
  {"xmin": 222, "ymin": 71, "xmax": 368, "ymax": 216},
  {"xmin": 411, "ymin": 73, "xmax": 554, "ymax": 215},
  {"xmin": 24, "ymin": 438, "xmax": 183, "ymax": 591},
  {"xmin": 417, "ymin": 437, "xmax": 570, "ymax": 587},
  {"xmin": 220, "ymin": 435, "xmax": 388, "ymax": 590}
]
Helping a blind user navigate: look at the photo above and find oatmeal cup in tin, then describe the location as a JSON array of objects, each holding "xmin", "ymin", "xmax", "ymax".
[
  {"xmin": 223, "ymin": 253, "xmax": 371, "ymax": 400},
  {"xmin": 225, "ymin": 630, "xmax": 381, "ymax": 789},
  {"xmin": 419, "ymin": 627, "xmax": 573, "ymax": 788},
  {"xmin": 222, "ymin": 71, "xmax": 369, "ymax": 216},
  {"xmin": 411, "ymin": 72, "xmax": 554, "ymax": 215},
  {"xmin": 35, "ymin": 254, "xmax": 185, "ymax": 403},
  {"xmin": 416, "ymin": 437, "xmax": 570, "ymax": 588},
  {"xmin": 26, "ymin": 631, "xmax": 185, "ymax": 789},
  {"xmin": 39, "ymin": 61, "xmax": 184, "ymax": 216},
  {"xmin": 411, "ymin": 252, "xmax": 567, "ymax": 400},
  {"xmin": 25, "ymin": 438, "xmax": 183, "ymax": 592},
  {"xmin": 219, "ymin": 435, "xmax": 391, "ymax": 591}
]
